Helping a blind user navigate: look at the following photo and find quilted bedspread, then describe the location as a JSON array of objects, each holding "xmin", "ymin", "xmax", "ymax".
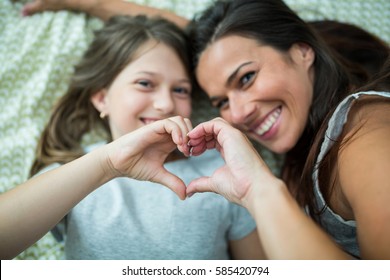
[{"xmin": 0, "ymin": 0, "xmax": 388, "ymax": 259}]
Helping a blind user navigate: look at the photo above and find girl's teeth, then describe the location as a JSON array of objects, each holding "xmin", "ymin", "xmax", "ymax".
[{"xmin": 142, "ymin": 119, "xmax": 156, "ymax": 125}]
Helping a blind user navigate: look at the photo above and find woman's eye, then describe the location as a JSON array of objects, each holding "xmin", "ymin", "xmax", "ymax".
[
  {"xmin": 213, "ymin": 98, "xmax": 229, "ymax": 110},
  {"xmin": 239, "ymin": 72, "xmax": 255, "ymax": 86}
]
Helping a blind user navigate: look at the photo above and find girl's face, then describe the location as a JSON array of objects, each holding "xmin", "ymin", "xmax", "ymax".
[
  {"xmin": 92, "ymin": 41, "xmax": 192, "ymax": 140},
  {"xmin": 196, "ymin": 35, "xmax": 315, "ymax": 154}
]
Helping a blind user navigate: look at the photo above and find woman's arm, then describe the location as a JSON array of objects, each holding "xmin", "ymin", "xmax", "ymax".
[
  {"xmin": 229, "ymin": 230, "xmax": 266, "ymax": 259},
  {"xmin": 246, "ymin": 177, "xmax": 352, "ymax": 259},
  {"xmin": 337, "ymin": 100, "xmax": 390, "ymax": 259},
  {"xmin": 186, "ymin": 118, "xmax": 352, "ymax": 259},
  {"xmin": 0, "ymin": 116, "xmax": 191, "ymax": 259},
  {"xmin": 22, "ymin": 0, "xmax": 189, "ymax": 28}
]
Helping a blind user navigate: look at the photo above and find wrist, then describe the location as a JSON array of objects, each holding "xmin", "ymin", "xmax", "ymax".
[
  {"xmin": 102, "ymin": 144, "xmax": 124, "ymax": 180},
  {"xmin": 67, "ymin": 0, "xmax": 102, "ymax": 14},
  {"xmin": 87, "ymin": 144, "xmax": 121, "ymax": 187},
  {"xmin": 242, "ymin": 175, "xmax": 287, "ymax": 218},
  {"xmin": 86, "ymin": 0, "xmax": 128, "ymax": 21}
]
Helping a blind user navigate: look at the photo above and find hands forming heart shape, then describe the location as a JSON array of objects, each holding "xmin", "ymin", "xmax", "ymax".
[{"xmin": 106, "ymin": 116, "xmax": 275, "ymax": 207}]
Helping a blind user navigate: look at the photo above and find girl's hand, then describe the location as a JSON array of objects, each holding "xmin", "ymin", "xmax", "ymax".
[
  {"xmin": 21, "ymin": 0, "xmax": 98, "ymax": 16},
  {"xmin": 104, "ymin": 116, "xmax": 192, "ymax": 200},
  {"xmin": 186, "ymin": 118, "xmax": 275, "ymax": 207}
]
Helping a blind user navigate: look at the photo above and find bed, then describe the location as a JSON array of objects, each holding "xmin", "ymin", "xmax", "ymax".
[{"xmin": 0, "ymin": 0, "xmax": 388, "ymax": 259}]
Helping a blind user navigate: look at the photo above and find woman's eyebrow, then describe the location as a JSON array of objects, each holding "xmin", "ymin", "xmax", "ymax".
[
  {"xmin": 226, "ymin": 61, "xmax": 254, "ymax": 87},
  {"xmin": 209, "ymin": 96, "xmax": 223, "ymax": 104}
]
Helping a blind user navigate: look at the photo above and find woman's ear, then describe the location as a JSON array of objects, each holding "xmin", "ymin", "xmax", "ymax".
[
  {"xmin": 91, "ymin": 89, "xmax": 108, "ymax": 117},
  {"xmin": 291, "ymin": 42, "xmax": 315, "ymax": 70}
]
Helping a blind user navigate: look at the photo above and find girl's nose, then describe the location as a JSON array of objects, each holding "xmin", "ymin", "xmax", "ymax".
[{"xmin": 153, "ymin": 88, "xmax": 175, "ymax": 114}]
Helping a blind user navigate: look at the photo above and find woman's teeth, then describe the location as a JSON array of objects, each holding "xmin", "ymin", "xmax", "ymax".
[{"xmin": 255, "ymin": 107, "xmax": 281, "ymax": 136}]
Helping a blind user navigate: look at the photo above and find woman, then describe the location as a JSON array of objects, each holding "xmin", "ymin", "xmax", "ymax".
[{"xmin": 185, "ymin": 0, "xmax": 390, "ymax": 259}]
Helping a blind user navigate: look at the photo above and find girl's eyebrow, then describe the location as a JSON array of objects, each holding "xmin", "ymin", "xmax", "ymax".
[
  {"xmin": 226, "ymin": 61, "xmax": 254, "ymax": 87},
  {"xmin": 135, "ymin": 71, "xmax": 156, "ymax": 76},
  {"xmin": 136, "ymin": 71, "xmax": 191, "ymax": 83}
]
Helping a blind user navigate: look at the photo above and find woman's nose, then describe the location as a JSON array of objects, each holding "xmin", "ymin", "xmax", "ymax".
[{"xmin": 228, "ymin": 94, "xmax": 252, "ymax": 126}]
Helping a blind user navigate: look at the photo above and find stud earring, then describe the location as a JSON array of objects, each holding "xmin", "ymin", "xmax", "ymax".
[{"xmin": 100, "ymin": 112, "xmax": 106, "ymax": 119}]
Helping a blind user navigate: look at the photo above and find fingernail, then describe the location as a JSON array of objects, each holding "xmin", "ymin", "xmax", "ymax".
[
  {"xmin": 187, "ymin": 192, "xmax": 194, "ymax": 198},
  {"xmin": 189, "ymin": 146, "xmax": 194, "ymax": 157}
]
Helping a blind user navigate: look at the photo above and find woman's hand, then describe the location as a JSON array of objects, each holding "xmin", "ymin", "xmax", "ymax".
[
  {"xmin": 186, "ymin": 118, "xmax": 275, "ymax": 207},
  {"xmin": 104, "ymin": 116, "xmax": 192, "ymax": 200}
]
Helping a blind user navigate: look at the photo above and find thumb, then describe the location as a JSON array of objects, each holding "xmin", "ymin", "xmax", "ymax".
[
  {"xmin": 22, "ymin": 1, "xmax": 43, "ymax": 16},
  {"xmin": 153, "ymin": 169, "xmax": 187, "ymax": 200},
  {"xmin": 186, "ymin": 176, "xmax": 215, "ymax": 197}
]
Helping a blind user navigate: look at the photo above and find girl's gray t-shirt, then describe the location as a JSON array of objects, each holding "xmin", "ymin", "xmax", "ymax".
[{"xmin": 43, "ymin": 147, "xmax": 256, "ymax": 259}]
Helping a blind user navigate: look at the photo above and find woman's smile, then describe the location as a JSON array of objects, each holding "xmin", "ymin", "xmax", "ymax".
[{"xmin": 250, "ymin": 106, "xmax": 282, "ymax": 139}]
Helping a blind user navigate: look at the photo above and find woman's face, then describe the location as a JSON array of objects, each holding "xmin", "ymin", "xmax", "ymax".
[
  {"xmin": 92, "ymin": 41, "xmax": 192, "ymax": 140},
  {"xmin": 196, "ymin": 35, "xmax": 315, "ymax": 154}
]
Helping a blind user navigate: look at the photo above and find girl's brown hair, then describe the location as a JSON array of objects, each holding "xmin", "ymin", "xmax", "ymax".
[{"xmin": 30, "ymin": 15, "xmax": 191, "ymax": 176}]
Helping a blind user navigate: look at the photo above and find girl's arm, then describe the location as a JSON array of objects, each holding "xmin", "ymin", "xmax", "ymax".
[
  {"xmin": 186, "ymin": 118, "xmax": 352, "ymax": 259},
  {"xmin": 0, "ymin": 116, "xmax": 191, "ymax": 259},
  {"xmin": 22, "ymin": 0, "xmax": 189, "ymax": 28},
  {"xmin": 0, "ymin": 147, "xmax": 111, "ymax": 259}
]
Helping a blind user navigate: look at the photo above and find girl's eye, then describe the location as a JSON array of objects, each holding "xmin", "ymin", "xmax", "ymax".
[
  {"xmin": 239, "ymin": 72, "xmax": 255, "ymax": 86},
  {"xmin": 173, "ymin": 87, "xmax": 191, "ymax": 96},
  {"xmin": 137, "ymin": 80, "xmax": 152, "ymax": 88}
]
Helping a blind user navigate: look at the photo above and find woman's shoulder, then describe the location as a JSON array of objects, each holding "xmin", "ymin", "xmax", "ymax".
[
  {"xmin": 335, "ymin": 92, "xmax": 390, "ymax": 258},
  {"xmin": 342, "ymin": 91, "xmax": 390, "ymax": 137},
  {"xmin": 336, "ymin": 91, "xmax": 390, "ymax": 194}
]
